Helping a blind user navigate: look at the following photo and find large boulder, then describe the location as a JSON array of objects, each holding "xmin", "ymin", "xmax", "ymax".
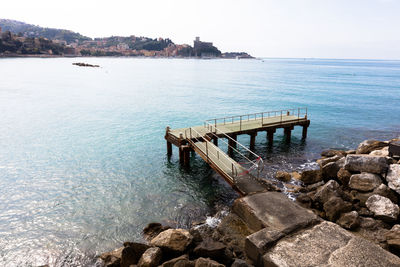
[
  {"xmin": 374, "ymin": 184, "xmax": 398, "ymax": 204},
  {"xmin": 143, "ymin": 222, "xmax": 171, "ymax": 240},
  {"xmin": 386, "ymin": 164, "xmax": 400, "ymax": 194},
  {"xmin": 151, "ymin": 229, "xmax": 193, "ymax": 253},
  {"xmin": 231, "ymin": 259, "xmax": 253, "ymax": 267},
  {"xmin": 194, "ymin": 257, "xmax": 224, "ymax": 267},
  {"xmin": 291, "ymin": 171, "xmax": 301, "ymax": 180},
  {"xmin": 138, "ymin": 247, "xmax": 162, "ymax": 267},
  {"xmin": 366, "ymin": 194, "xmax": 399, "ymax": 222},
  {"xmin": 370, "ymin": 147, "xmax": 389, "ymax": 157},
  {"xmin": 344, "ymin": 155, "xmax": 388, "ymax": 174},
  {"xmin": 321, "ymin": 149, "xmax": 346, "ymax": 158},
  {"xmin": 385, "ymin": 224, "xmax": 400, "ymax": 251},
  {"xmin": 161, "ymin": 255, "xmax": 193, "ymax": 267},
  {"xmin": 322, "ymin": 162, "xmax": 340, "ymax": 179},
  {"xmin": 121, "ymin": 242, "xmax": 150, "ymax": 267},
  {"xmin": 275, "ymin": 171, "xmax": 291, "ymax": 182},
  {"xmin": 337, "ymin": 168, "xmax": 352, "ymax": 186},
  {"xmin": 193, "ymin": 238, "xmax": 226, "ymax": 262},
  {"xmin": 317, "ymin": 155, "xmax": 342, "ymax": 167},
  {"xmin": 313, "ymin": 180, "xmax": 342, "ymax": 207},
  {"xmin": 348, "ymin": 172, "xmax": 382, "ymax": 192},
  {"xmin": 233, "ymin": 192, "xmax": 319, "ymax": 233},
  {"xmin": 299, "ymin": 169, "xmax": 322, "ymax": 185},
  {"xmin": 336, "ymin": 211, "xmax": 360, "ymax": 230},
  {"xmin": 100, "ymin": 247, "xmax": 123, "ymax": 267},
  {"xmin": 323, "ymin": 196, "xmax": 352, "ymax": 221},
  {"xmin": 263, "ymin": 221, "xmax": 400, "ymax": 267},
  {"xmin": 350, "ymin": 190, "xmax": 374, "ymax": 207},
  {"xmin": 357, "ymin": 140, "xmax": 387, "ymax": 154}
]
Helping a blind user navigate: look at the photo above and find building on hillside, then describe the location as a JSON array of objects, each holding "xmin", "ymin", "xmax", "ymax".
[{"xmin": 193, "ymin": 36, "xmax": 221, "ymax": 58}]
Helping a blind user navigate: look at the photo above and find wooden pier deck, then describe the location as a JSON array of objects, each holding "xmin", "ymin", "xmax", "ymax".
[{"xmin": 165, "ymin": 108, "xmax": 310, "ymax": 196}]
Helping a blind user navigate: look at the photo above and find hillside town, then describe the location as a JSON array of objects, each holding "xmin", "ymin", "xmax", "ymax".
[{"xmin": 0, "ymin": 20, "xmax": 253, "ymax": 58}]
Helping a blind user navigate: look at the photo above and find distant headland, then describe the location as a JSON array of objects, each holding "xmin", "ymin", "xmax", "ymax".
[{"xmin": 0, "ymin": 19, "xmax": 253, "ymax": 59}]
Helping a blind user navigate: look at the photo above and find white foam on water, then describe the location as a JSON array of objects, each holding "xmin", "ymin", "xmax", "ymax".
[{"xmin": 205, "ymin": 216, "xmax": 221, "ymax": 228}]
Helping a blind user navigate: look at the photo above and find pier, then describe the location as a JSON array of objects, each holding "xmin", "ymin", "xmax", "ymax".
[{"xmin": 165, "ymin": 108, "xmax": 310, "ymax": 195}]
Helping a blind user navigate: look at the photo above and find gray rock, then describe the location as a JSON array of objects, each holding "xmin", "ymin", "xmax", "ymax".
[
  {"xmin": 370, "ymin": 146, "xmax": 389, "ymax": 157},
  {"xmin": 344, "ymin": 155, "xmax": 388, "ymax": 174},
  {"xmin": 317, "ymin": 155, "xmax": 342, "ymax": 167},
  {"xmin": 138, "ymin": 247, "xmax": 162, "ymax": 267},
  {"xmin": 299, "ymin": 169, "xmax": 322, "ymax": 185},
  {"xmin": 100, "ymin": 246, "xmax": 123, "ymax": 267},
  {"xmin": 231, "ymin": 259, "xmax": 253, "ymax": 267},
  {"xmin": 323, "ymin": 196, "xmax": 352, "ymax": 221},
  {"xmin": 321, "ymin": 149, "xmax": 346, "ymax": 157},
  {"xmin": 386, "ymin": 164, "xmax": 400, "ymax": 194},
  {"xmin": 346, "ymin": 149, "xmax": 356, "ymax": 154},
  {"xmin": 150, "ymin": 229, "xmax": 193, "ymax": 253},
  {"xmin": 161, "ymin": 255, "xmax": 193, "ymax": 267},
  {"xmin": 274, "ymin": 171, "xmax": 291, "ymax": 182},
  {"xmin": 194, "ymin": 257, "xmax": 224, "ymax": 267},
  {"xmin": 337, "ymin": 168, "xmax": 352, "ymax": 186},
  {"xmin": 337, "ymin": 211, "xmax": 360, "ymax": 230},
  {"xmin": 121, "ymin": 242, "xmax": 150, "ymax": 267},
  {"xmin": 143, "ymin": 222, "xmax": 170, "ymax": 240},
  {"xmin": 263, "ymin": 221, "xmax": 400, "ymax": 267},
  {"xmin": 348, "ymin": 172, "xmax": 382, "ymax": 192},
  {"xmin": 322, "ymin": 161, "xmax": 340, "ymax": 179},
  {"xmin": 373, "ymin": 184, "xmax": 398, "ymax": 204},
  {"xmin": 335, "ymin": 157, "xmax": 346, "ymax": 169},
  {"xmin": 313, "ymin": 180, "xmax": 342, "ymax": 207},
  {"xmin": 306, "ymin": 180, "xmax": 325, "ymax": 191},
  {"xmin": 366, "ymin": 194, "xmax": 399, "ymax": 222},
  {"xmin": 357, "ymin": 140, "xmax": 387, "ymax": 154},
  {"xmin": 233, "ymin": 192, "xmax": 320, "ymax": 233},
  {"xmin": 193, "ymin": 238, "xmax": 226, "ymax": 261},
  {"xmin": 385, "ymin": 224, "xmax": 400, "ymax": 250},
  {"xmin": 350, "ymin": 190, "xmax": 373, "ymax": 207}
]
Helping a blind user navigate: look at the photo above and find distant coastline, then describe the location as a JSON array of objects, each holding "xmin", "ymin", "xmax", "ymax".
[{"xmin": 0, "ymin": 19, "xmax": 253, "ymax": 59}]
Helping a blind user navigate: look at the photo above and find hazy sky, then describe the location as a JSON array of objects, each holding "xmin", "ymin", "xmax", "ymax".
[{"xmin": 1, "ymin": 0, "xmax": 399, "ymax": 59}]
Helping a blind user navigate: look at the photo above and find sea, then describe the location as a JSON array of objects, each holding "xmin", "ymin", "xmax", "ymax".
[{"xmin": 0, "ymin": 57, "xmax": 399, "ymax": 266}]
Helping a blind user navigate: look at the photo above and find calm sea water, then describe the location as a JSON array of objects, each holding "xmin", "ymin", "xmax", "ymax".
[{"xmin": 0, "ymin": 57, "xmax": 399, "ymax": 266}]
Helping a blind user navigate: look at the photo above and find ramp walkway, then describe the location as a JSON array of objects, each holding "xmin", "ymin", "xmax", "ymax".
[{"xmin": 165, "ymin": 108, "xmax": 310, "ymax": 195}]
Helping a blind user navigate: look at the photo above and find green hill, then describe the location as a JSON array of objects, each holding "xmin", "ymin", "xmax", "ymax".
[{"xmin": 0, "ymin": 19, "xmax": 91, "ymax": 44}]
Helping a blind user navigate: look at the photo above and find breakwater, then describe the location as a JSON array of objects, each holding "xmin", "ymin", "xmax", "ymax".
[{"xmin": 99, "ymin": 136, "xmax": 400, "ymax": 266}]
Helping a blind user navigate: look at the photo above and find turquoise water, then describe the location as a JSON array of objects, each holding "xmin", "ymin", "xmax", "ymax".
[{"xmin": 0, "ymin": 57, "xmax": 399, "ymax": 266}]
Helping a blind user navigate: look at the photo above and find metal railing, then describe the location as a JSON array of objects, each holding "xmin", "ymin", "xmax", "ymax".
[
  {"xmin": 204, "ymin": 121, "xmax": 264, "ymax": 179},
  {"xmin": 204, "ymin": 107, "xmax": 308, "ymax": 131},
  {"xmin": 185, "ymin": 127, "xmax": 239, "ymax": 182}
]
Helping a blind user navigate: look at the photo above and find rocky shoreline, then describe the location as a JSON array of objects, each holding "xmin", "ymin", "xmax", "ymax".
[{"xmin": 99, "ymin": 137, "xmax": 400, "ymax": 267}]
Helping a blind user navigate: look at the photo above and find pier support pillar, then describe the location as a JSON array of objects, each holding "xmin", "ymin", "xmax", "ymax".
[
  {"xmin": 179, "ymin": 145, "xmax": 191, "ymax": 167},
  {"xmin": 167, "ymin": 141, "xmax": 172, "ymax": 156},
  {"xmin": 302, "ymin": 125, "xmax": 308, "ymax": 139},
  {"xmin": 228, "ymin": 134, "xmax": 237, "ymax": 156},
  {"xmin": 213, "ymin": 137, "xmax": 218, "ymax": 146},
  {"xmin": 179, "ymin": 146, "xmax": 184, "ymax": 165},
  {"xmin": 267, "ymin": 129, "xmax": 276, "ymax": 146},
  {"xmin": 231, "ymin": 134, "xmax": 237, "ymax": 149},
  {"xmin": 249, "ymin": 132, "xmax": 257, "ymax": 151},
  {"xmin": 183, "ymin": 145, "xmax": 191, "ymax": 168},
  {"xmin": 284, "ymin": 126, "xmax": 294, "ymax": 143}
]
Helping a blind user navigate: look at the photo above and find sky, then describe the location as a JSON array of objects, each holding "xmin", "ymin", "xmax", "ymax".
[{"xmin": 1, "ymin": 0, "xmax": 399, "ymax": 59}]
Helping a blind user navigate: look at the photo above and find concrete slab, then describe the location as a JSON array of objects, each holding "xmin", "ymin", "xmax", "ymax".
[
  {"xmin": 263, "ymin": 221, "xmax": 400, "ymax": 267},
  {"xmin": 245, "ymin": 228, "xmax": 284, "ymax": 266},
  {"xmin": 232, "ymin": 192, "xmax": 320, "ymax": 232}
]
